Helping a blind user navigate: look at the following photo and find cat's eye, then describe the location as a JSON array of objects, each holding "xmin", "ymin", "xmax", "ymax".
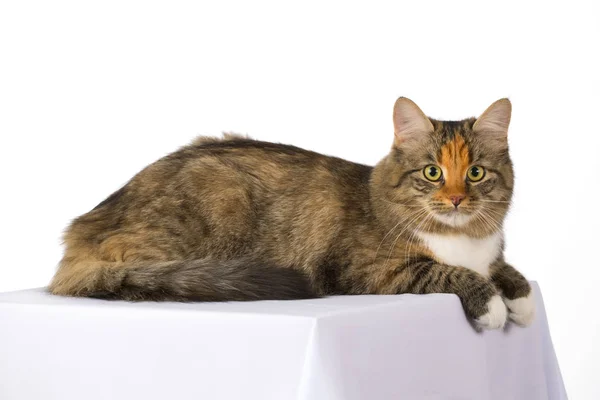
[
  {"xmin": 423, "ymin": 165, "xmax": 442, "ymax": 182},
  {"xmin": 467, "ymin": 166, "xmax": 486, "ymax": 182}
]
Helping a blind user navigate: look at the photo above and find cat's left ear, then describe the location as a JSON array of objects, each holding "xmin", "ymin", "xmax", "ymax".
[{"xmin": 473, "ymin": 98, "xmax": 512, "ymax": 141}]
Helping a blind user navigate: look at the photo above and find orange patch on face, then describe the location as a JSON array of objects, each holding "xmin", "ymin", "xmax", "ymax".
[{"xmin": 437, "ymin": 135, "xmax": 470, "ymax": 199}]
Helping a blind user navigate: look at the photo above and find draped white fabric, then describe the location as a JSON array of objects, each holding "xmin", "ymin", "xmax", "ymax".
[{"xmin": 0, "ymin": 282, "xmax": 566, "ymax": 400}]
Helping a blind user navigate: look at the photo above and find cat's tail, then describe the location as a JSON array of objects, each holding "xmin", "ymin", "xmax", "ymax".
[{"xmin": 48, "ymin": 258, "xmax": 317, "ymax": 301}]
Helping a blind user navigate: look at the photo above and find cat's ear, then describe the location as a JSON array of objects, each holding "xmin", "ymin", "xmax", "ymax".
[
  {"xmin": 393, "ymin": 97, "xmax": 434, "ymax": 147},
  {"xmin": 473, "ymin": 98, "xmax": 512, "ymax": 140}
]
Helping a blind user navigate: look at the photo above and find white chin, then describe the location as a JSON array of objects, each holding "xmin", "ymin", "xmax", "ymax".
[{"xmin": 433, "ymin": 212, "xmax": 473, "ymax": 227}]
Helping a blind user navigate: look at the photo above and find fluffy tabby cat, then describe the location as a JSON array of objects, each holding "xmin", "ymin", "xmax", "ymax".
[{"xmin": 50, "ymin": 97, "xmax": 535, "ymax": 329}]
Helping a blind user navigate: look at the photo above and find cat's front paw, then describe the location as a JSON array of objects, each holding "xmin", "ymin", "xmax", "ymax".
[
  {"xmin": 504, "ymin": 292, "xmax": 535, "ymax": 326},
  {"xmin": 475, "ymin": 295, "xmax": 508, "ymax": 330}
]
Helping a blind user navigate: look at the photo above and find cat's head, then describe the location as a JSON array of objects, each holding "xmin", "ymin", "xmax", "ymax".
[{"xmin": 371, "ymin": 97, "xmax": 514, "ymax": 236}]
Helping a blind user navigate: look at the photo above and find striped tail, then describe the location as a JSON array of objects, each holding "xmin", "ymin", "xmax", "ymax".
[{"xmin": 49, "ymin": 258, "xmax": 317, "ymax": 302}]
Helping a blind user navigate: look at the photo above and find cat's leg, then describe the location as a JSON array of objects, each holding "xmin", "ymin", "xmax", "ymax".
[
  {"xmin": 489, "ymin": 261, "xmax": 535, "ymax": 326},
  {"xmin": 393, "ymin": 259, "xmax": 508, "ymax": 329}
]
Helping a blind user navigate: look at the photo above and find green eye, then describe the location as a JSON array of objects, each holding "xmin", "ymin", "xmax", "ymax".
[
  {"xmin": 467, "ymin": 166, "xmax": 486, "ymax": 182},
  {"xmin": 423, "ymin": 165, "xmax": 442, "ymax": 181}
]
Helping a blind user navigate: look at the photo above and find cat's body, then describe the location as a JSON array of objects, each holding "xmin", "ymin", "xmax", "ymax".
[{"xmin": 50, "ymin": 98, "xmax": 534, "ymax": 329}]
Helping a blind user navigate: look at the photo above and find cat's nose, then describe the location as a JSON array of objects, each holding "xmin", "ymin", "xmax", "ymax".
[{"xmin": 449, "ymin": 195, "xmax": 465, "ymax": 207}]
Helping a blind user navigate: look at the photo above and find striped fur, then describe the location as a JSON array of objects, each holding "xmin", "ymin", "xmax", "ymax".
[{"xmin": 50, "ymin": 98, "xmax": 533, "ymax": 329}]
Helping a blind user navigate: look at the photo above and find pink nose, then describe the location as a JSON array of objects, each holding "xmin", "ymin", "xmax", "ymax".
[{"xmin": 449, "ymin": 195, "xmax": 465, "ymax": 207}]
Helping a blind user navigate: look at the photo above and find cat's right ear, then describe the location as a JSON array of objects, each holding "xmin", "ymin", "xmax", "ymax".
[{"xmin": 393, "ymin": 97, "xmax": 434, "ymax": 148}]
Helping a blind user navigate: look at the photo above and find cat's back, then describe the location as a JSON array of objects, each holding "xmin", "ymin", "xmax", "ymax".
[
  {"xmin": 175, "ymin": 135, "xmax": 355, "ymax": 173},
  {"xmin": 146, "ymin": 135, "xmax": 372, "ymax": 196},
  {"xmin": 75, "ymin": 136, "xmax": 372, "ymax": 239},
  {"xmin": 64, "ymin": 135, "xmax": 373, "ymax": 265}
]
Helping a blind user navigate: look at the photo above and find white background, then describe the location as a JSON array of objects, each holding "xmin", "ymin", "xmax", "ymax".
[{"xmin": 0, "ymin": 1, "xmax": 597, "ymax": 398}]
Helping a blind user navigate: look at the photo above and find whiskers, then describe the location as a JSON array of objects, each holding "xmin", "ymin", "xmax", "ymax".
[
  {"xmin": 474, "ymin": 207, "xmax": 504, "ymax": 233},
  {"xmin": 379, "ymin": 198, "xmax": 425, "ymax": 208},
  {"xmin": 372, "ymin": 199, "xmax": 509, "ymax": 270},
  {"xmin": 403, "ymin": 211, "xmax": 436, "ymax": 267},
  {"xmin": 386, "ymin": 208, "xmax": 430, "ymax": 257},
  {"xmin": 474, "ymin": 199, "xmax": 512, "ymax": 204},
  {"xmin": 372, "ymin": 206, "xmax": 429, "ymax": 270}
]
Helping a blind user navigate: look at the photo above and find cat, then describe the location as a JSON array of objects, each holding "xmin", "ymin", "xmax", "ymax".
[{"xmin": 49, "ymin": 97, "xmax": 534, "ymax": 330}]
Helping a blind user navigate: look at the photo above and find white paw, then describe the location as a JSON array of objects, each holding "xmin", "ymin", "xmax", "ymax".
[
  {"xmin": 504, "ymin": 292, "xmax": 535, "ymax": 326},
  {"xmin": 475, "ymin": 295, "xmax": 508, "ymax": 330}
]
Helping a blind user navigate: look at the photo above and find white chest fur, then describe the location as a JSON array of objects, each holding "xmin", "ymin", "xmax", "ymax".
[{"xmin": 416, "ymin": 231, "xmax": 503, "ymax": 276}]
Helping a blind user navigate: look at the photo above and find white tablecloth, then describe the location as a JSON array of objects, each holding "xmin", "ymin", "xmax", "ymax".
[{"xmin": 0, "ymin": 282, "xmax": 566, "ymax": 400}]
